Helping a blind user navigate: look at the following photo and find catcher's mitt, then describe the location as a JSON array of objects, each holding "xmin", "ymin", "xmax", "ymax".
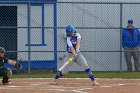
[{"xmin": 15, "ymin": 60, "xmax": 21, "ymax": 69}]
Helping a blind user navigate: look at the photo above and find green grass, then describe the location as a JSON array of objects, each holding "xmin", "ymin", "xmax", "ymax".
[
  {"xmin": 11, "ymin": 71, "xmax": 140, "ymax": 79},
  {"xmin": 95, "ymin": 72, "xmax": 140, "ymax": 79}
]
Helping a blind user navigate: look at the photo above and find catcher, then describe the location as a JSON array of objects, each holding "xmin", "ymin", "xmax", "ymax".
[{"xmin": 0, "ymin": 47, "xmax": 20, "ymax": 85}]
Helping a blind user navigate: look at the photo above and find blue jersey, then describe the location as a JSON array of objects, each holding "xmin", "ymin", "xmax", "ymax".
[
  {"xmin": 66, "ymin": 33, "xmax": 81, "ymax": 53},
  {"xmin": 122, "ymin": 28, "xmax": 140, "ymax": 48}
]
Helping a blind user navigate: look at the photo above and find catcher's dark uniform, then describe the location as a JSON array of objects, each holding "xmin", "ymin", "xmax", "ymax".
[
  {"xmin": 0, "ymin": 47, "xmax": 20, "ymax": 85},
  {"xmin": 0, "ymin": 57, "xmax": 12, "ymax": 84}
]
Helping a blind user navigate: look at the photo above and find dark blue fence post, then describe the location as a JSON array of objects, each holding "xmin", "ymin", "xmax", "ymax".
[
  {"xmin": 28, "ymin": 3, "xmax": 31, "ymax": 73},
  {"xmin": 53, "ymin": 0, "xmax": 57, "ymax": 72},
  {"xmin": 120, "ymin": 3, "xmax": 123, "ymax": 72}
]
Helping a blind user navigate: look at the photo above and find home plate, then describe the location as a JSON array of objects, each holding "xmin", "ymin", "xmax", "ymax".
[
  {"xmin": 7, "ymin": 86, "xmax": 20, "ymax": 88},
  {"xmin": 118, "ymin": 84, "xmax": 125, "ymax": 86},
  {"xmin": 100, "ymin": 85, "xmax": 112, "ymax": 88},
  {"xmin": 30, "ymin": 84, "xmax": 39, "ymax": 86}
]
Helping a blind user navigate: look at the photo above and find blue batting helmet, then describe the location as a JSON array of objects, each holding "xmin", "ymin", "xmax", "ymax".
[
  {"xmin": 66, "ymin": 25, "xmax": 76, "ymax": 35},
  {"xmin": 128, "ymin": 19, "xmax": 133, "ymax": 24}
]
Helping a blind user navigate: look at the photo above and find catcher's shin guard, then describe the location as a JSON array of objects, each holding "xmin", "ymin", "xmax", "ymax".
[
  {"xmin": 2, "ymin": 69, "xmax": 12, "ymax": 85},
  {"xmin": 7, "ymin": 68, "xmax": 12, "ymax": 77},
  {"xmin": 2, "ymin": 76, "xmax": 11, "ymax": 85}
]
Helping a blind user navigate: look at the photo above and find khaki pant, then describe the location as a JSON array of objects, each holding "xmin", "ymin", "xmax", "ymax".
[{"xmin": 124, "ymin": 46, "xmax": 140, "ymax": 71}]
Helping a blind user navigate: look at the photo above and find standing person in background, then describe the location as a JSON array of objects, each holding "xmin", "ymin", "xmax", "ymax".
[
  {"xmin": 51, "ymin": 25, "xmax": 99, "ymax": 86},
  {"xmin": 122, "ymin": 19, "xmax": 140, "ymax": 72}
]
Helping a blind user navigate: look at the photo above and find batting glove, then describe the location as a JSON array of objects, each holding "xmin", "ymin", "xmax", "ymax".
[{"xmin": 76, "ymin": 48, "xmax": 80, "ymax": 54}]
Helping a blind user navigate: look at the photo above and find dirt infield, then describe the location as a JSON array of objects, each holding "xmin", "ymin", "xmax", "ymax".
[{"xmin": 0, "ymin": 78, "xmax": 140, "ymax": 93}]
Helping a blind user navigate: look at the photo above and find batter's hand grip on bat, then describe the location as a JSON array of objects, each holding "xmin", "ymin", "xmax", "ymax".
[
  {"xmin": 76, "ymin": 48, "xmax": 80, "ymax": 54},
  {"xmin": 72, "ymin": 52, "xmax": 79, "ymax": 61}
]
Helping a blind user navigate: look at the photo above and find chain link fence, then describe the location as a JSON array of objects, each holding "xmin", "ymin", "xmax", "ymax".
[
  {"xmin": 0, "ymin": 1, "xmax": 140, "ymax": 77},
  {"xmin": 57, "ymin": 2, "xmax": 140, "ymax": 72}
]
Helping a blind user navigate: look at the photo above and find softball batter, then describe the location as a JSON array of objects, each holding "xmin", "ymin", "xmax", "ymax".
[{"xmin": 51, "ymin": 25, "xmax": 99, "ymax": 86}]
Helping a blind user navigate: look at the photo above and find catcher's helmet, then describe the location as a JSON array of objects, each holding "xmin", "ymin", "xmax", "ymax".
[
  {"xmin": 66, "ymin": 25, "xmax": 76, "ymax": 35},
  {"xmin": 0, "ymin": 47, "xmax": 5, "ymax": 53}
]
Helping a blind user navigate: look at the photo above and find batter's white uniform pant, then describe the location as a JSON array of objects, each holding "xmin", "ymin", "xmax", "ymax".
[{"xmin": 59, "ymin": 52, "xmax": 89, "ymax": 75}]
